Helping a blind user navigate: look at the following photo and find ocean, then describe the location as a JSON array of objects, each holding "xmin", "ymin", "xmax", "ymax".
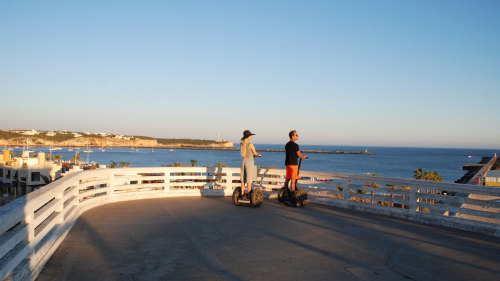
[{"xmin": 18, "ymin": 145, "xmax": 499, "ymax": 183}]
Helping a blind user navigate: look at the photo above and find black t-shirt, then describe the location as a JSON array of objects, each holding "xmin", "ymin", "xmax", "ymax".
[{"xmin": 285, "ymin": 141, "xmax": 299, "ymax": 165}]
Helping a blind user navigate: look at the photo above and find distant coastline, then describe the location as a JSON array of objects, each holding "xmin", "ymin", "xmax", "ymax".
[{"xmin": 0, "ymin": 129, "xmax": 233, "ymax": 149}]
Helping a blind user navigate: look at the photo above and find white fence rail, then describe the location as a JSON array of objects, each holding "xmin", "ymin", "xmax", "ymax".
[{"xmin": 0, "ymin": 166, "xmax": 499, "ymax": 281}]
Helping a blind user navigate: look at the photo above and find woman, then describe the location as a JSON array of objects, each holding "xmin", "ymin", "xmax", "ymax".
[{"xmin": 240, "ymin": 130, "xmax": 262, "ymax": 198}]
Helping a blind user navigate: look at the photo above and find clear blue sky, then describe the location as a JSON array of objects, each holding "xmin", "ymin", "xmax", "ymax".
[{"xmin": 1, "ymin": 0, "xmax": 499, "ymax": 148}]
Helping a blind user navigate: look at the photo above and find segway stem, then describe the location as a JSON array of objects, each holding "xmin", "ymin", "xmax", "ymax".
[
  {"xmin": 298, "ymin": 158, "xmax": 302, "ymax": 177},
  {"xmin": 295, "ymin": 157, "xmax": 304, "ymax": 187}
]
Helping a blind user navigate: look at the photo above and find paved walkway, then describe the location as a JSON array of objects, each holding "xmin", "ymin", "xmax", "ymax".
[{"xmin": 37, "ymin": 197, "xmax": 500, "ymax": 281}]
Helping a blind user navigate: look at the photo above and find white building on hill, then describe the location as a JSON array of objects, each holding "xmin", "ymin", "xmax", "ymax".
[{"xmin": 22, "ymin": 129, "xmax": 38, "ymax": 135}]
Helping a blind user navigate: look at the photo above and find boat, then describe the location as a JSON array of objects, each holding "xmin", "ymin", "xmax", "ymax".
[{"xmin": 83, "ymin": 144, "xmax": 93, "ymax": 153}]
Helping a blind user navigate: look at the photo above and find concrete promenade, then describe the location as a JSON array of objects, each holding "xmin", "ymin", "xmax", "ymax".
[{"xmin": 37, "ymin": 197, "xmax": 500, "ymax": 281}]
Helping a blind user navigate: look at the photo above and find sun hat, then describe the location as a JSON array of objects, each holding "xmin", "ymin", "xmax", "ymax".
[{"xmin": 241, "ymin": 130, "xmax": 256, "ymax": 140}]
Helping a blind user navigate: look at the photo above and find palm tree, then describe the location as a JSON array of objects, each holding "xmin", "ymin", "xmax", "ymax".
[
  {"xmin": 53, "ymin": 154, "xmax": 62, "ymax": 163},
  {"xmin": 190, "ymin": 159, "xmax": 198, "ymax": 167},
  {"xmin": 429, "ymin": 171, "xmax": 443, "ymax": 182},
  {"xmin": 414, "ymin": 168, "xmax": 442, "ymax": 182},
  {"xmin": 119, "ymin": 162, "xmax": 131, "ymax": 168},
  {"xmin": 215, "ymin": 162, "xmax": 227, "ymax": 168},
  {"xmin": 109, "ymin": 161, "xmax": 131, "ymax": 168},
  {"xmin": 413, "ymin": 168, "xmax": 424, "ymax": 180},
  {"xmin": 71, "ymin": 153, "xmax": 81, "ymax": 164},
  {"xmin": 109, "ymin": 160, "xmax": 119, "ymax": 168}
]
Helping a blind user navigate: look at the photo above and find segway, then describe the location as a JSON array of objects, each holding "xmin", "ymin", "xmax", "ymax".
[
  {"xmin": 232, "ymin": 187, "xmax": 263, "ymax": 207},
  {"xmin": 278, "ymin": 158, "xmax": 308, "ymax": 207}
]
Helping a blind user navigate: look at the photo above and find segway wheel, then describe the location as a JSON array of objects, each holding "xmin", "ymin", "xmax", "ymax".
[
  {"xmin": 251, "ymin": 188, "xmax": 263, "ymax": 207},
  {"xmin": 278, "ymin": 187, "xmax": 287, "ymax": 203},
  {"xmin": 294, "ymin": 188, "xmax": 308, "ymax": 207},
  {"xmin": 232, "ymin": 187, "xmax": 242, "ymax": 206}
]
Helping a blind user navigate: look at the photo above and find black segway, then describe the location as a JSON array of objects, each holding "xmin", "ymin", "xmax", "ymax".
[
  {"xmin": 278, "ymin": 158, "xmax": 308, "ymax": 207},
  {"xmin": 233, "ymin": 187, "xmax": 263, "ymax": 207}
]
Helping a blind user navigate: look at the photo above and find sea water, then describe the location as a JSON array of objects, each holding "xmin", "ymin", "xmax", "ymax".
[{"xmin": 19, "ymin": 145, "xmax": 499, "ymax": 183}]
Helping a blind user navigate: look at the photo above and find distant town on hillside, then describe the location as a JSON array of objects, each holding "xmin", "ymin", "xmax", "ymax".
[{"xmin": 0, "ymin": 129, "xmax": 234, "ymax": 148}]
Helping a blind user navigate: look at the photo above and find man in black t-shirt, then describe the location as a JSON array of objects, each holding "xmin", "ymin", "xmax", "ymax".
[{"xmin": 284, "ymin": 130, "xmax": 307, "ymax": 193}]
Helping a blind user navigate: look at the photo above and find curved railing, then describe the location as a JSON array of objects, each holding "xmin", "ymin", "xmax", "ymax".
[{"xmin": 0, "ymin": 166, "xmax": 499, "ymax": 281}]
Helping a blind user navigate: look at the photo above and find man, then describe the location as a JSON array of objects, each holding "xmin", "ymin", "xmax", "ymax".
[{"xmin": 284, "ymin": 130, "xmax": 307, "ymax": 194}]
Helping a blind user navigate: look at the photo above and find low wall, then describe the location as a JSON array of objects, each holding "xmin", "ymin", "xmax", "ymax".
[{"xmin": 0, "ymin": 167, "xmax": 499, "ymax": 281}]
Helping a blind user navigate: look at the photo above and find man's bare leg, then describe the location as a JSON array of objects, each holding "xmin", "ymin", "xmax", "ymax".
[{"xmin": 291, "ymin": 179, "xmax": 296, "ymax": 193}]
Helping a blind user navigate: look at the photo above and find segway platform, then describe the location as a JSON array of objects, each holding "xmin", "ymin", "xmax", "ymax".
[
  {"xmin": 232, "ymin": 187, "xmax": 263, "ymax": 207},
  {"xmin": 278, "ymin": 187, "xmax": 307, "ymax": 207}
]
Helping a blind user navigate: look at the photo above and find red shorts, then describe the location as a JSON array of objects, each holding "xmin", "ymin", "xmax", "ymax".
[{"xmin": 286, "ymin": 165, "xmax": 299, "ymax": 180}]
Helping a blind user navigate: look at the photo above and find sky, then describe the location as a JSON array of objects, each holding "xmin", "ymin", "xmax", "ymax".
[{"xmin": 1, "ymin": 1, "xmax": 499, "ymax": 149}]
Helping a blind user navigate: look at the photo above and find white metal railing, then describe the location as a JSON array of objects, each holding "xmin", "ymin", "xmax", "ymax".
[
  {"xmin": 296, "ymin": 170, "xmax": 500, "ymax": 234},
  {"xmin": 0, "ymin": 166, "xmax": 499, "ymax": 281}
]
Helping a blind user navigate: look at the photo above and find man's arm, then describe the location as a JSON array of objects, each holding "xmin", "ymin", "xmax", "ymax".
[{"xmin": 296, "ymin": 150, "xmax": 307, "ymax": 159}]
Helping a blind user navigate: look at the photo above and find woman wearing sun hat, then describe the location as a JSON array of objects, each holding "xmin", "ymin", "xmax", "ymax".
[{"xmin": 240, "ymin": 130, "xmax": 262, "ymax": 199}]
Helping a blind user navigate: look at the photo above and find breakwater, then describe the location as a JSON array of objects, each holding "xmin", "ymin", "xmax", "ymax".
[{"xmin": 258, "ymin": 149, "xmax": 374, "ymax": 155}]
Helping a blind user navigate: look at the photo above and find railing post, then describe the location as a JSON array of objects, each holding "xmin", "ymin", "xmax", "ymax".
[
  {"xmin": 55, "ymin": 190, "xmax": 64, "ymax": 224},
  {"xmin": 24, "ymin": 212, "xmax": 36, "ymax": 275},
  {"xmin": 225, "ymin": 168, "xmax": 233, "ymax": 192},
  {"xmin": 164, "ymin": 168, "xmax": 171, "ymax": 192},
  {"xmin": 409, "ymin": 185, "xmax": 418, "ymax": 216},
  {"xmin": 70, "ymin": 183, "xmax": 79, "ymax": 209},
  {"xmin": 342, "ymin": 179, "xmax": 351, "ymax": 202},
  {"xmin": 25, "ymin": 213, "xmax": 35, "ymax": 243},
  {"xmin": 108, "ymin": 172, "xmax": 115, "ymax": 198}
]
